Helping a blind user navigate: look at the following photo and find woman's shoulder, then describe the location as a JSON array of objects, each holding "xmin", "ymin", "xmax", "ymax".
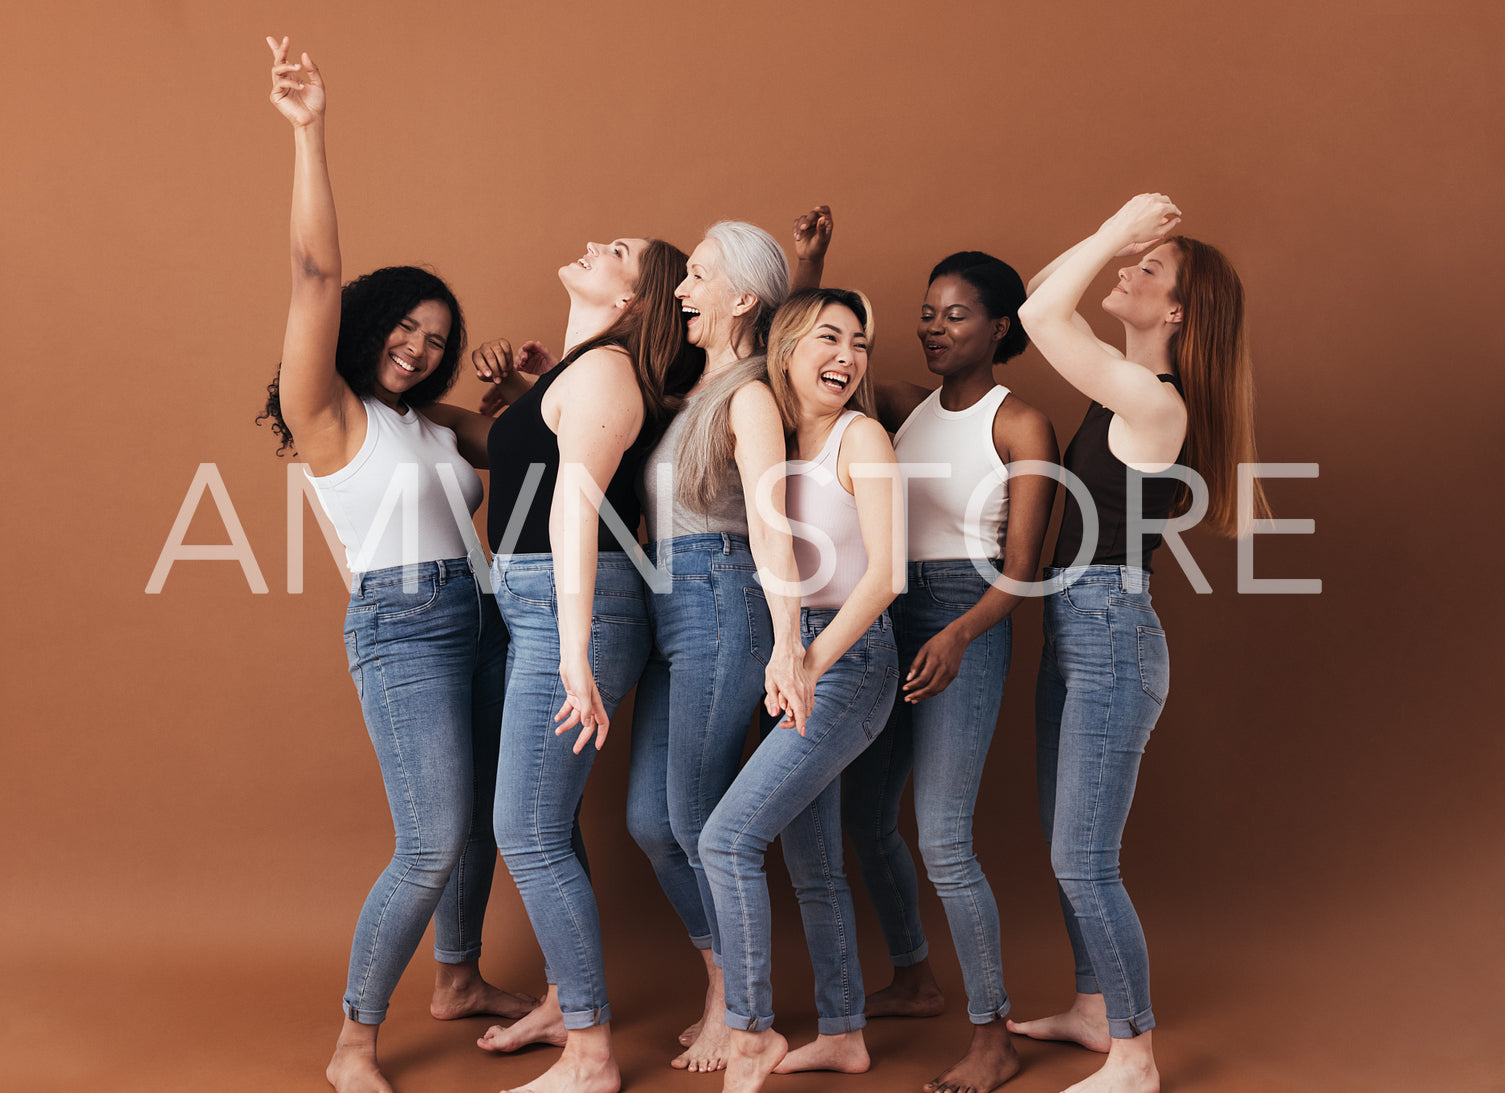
[{"xmin": 838, "ymin": 412, "xmax": 897, "ymax": 460}]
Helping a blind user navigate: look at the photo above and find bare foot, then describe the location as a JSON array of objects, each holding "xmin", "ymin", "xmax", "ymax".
[
  {"xmin": 326, "ymin": 1020, "xmax": 392, "ymax": 1093},
  {"xmin": 1060, "ymin": 1032, "xmax": 1158, "ymax": 1093},
  {"xmin": 502, "ymin": 1024, "xmax": 621, "ymax": 1093},
  {"xmin": 773, "ymin": 1031, "xmax": 870, "ymax": 1074},
  {"xmin": 678, "ymin": 945, "xmax": 716, "ymax": 1047},
  {"xmin": 672, "ymin": 958, "xmax": 729, "ymax": 1071},
  {"xmin": 431, "ymin": 959, "xmax": 538, "ymax": 1021},
  {"xmin": 865, "ymin": 960, "xmax": 946, "ymax": 1018},
  {"xmin": 1006, "ymin": 992, "xmax": 1111, "ymax": 1054},
  {"xmin": 723, "ymin": 1028, "xmax": 788, "ymax": 1093},
  {"xmin": 923, "ymin": 1022, "xmax": 1021, "ymax": 1093},
  {"xmin": 479, "ymin": 985, "xmax": 568, "ymax": 1053}
]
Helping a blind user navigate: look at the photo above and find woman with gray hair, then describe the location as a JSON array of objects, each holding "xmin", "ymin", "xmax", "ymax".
[{"xmin": 626, "ymin": 209, "xmax": 831, "ymax": 1072}]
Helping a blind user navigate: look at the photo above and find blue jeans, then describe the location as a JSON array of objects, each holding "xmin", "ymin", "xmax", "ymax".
[
  {"xmin": 701, "ymin": 609, "xmax": 899, "ymax": 1035},
  {"xmin": 627, "ymin": 534, "xmax": 773, "ymax": 958},
  {"xmin": 490, "ymin": 552, "xmax": 651, "ymax": 1030},
  {"xmin": 844, "ymin": 561, "xmax": 1013, "ymax": 1023},
  {"xmin": 340, "ymin": 557, "xmax": 507, "ymax": 1025},
  {"xmin": 1035, "ymin": 565, "xmax": 1168, "ymax": 1039}
]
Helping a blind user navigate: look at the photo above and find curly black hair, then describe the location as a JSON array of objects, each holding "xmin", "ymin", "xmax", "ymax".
[
  {"xmin": 928, "ymin": 251, "xmax": 1029, "ymax": 364},
  {"xmin": 258, "ymin": 266, "xmax": 467, "ymax": 455}
]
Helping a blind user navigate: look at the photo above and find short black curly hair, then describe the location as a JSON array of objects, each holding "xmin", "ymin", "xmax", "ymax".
[
  {"xmin": 259, "ymin": 266, "xmax": 466, "ymax": 455},
  {"xmin": 928, "ymin": 251, "xmax": 1029, "ymax": 364}
]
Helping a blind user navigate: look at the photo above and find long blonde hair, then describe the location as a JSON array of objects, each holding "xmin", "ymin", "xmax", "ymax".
[{"xmin": 1166, "ymin": 236, "xmax": 1271, "ymax": 536}]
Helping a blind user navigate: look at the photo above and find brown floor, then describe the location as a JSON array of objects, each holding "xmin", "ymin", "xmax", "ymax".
[{"xmin": 4, "ymin": 822, "xmax": 1498, "ymax": 1093}]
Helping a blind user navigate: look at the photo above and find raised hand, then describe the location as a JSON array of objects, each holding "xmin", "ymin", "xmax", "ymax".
[
  {"xmin": 1100, "ymin": 193, "xmax": 1182, "ymax": 256},
  {"xmin": 515, "ymin": 340, "xmax": 558, "ymax": 376},
  {"xmin": 792, "ymin": 205, "xmax": 834, "ymax": 265},
  {"xmin": 472, "ymin": 337, "xmax": 515, "ymax": 384},
  {"xmin": 266, "ymin": 36, "xmax": 325, "ymax": 128}
]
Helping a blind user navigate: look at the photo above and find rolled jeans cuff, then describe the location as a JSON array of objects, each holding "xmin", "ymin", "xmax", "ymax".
[
  {"xmin": 1109, "ymin": 1006, "xmax": 1155, "ymax": 1039},
  {"xmin": 724, "ymin": 1008, "xmax": 776, "ymax": 1033},
  {"xmin": 561, "ymin": 1002, "xmax": 612, "ymax": 1030},
  {"xmin": 1076, "ymin": 972, "xmax": 1099, "ymax": 995},
  {"xmin": 344, "ymin": 1000, "xmax": 387, "ymax": 1026},
  {"xmin": 817, "ymin": 1013, "xmax": 867, "ymax": 1035},
  {"xmin": 433, "ymin": 944, "xmax": 482, "ymax": 964},
  {"xmin": 889, "ymin": 939, "xmax": 929, "ymax": 967},
  {"xmin": 690, "ymin": 932, "xmax": 713, "ymax": 951},
  {"xmin": 967, "ymin": 998, "xmax": 1011, "ymax": 1025}
]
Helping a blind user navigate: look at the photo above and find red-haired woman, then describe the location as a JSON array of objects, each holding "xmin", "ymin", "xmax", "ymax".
[{"xmin": 1008, "ymin": 194, "xmax": 1269, "ymax": 1093}]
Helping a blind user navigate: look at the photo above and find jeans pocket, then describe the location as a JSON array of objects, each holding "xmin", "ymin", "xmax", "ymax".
[
  {"xmin": 343, "ymin": 629, "xmax": 364, "ymax": 701},
  {"xmin": 371, "ymin": 577, "xmax": 443, "ymax": 620},
  {"xmin": 744, "ymin": 587, "xmax": 772, "ymax": 667},
  {"xmin": 1136, "ymin": 626, "xmax": 1170, "ymax": 705},
  {"xmin": 1062, "ymin": 579, "xmax": 1111, "ymax": 615},
  {"xmin": 927, "ymin": 578, "xmax": 982, "ymax": 610},
  {"xmin": 501, "ymin": 566, "xmax": 555, "ymax": 609}
]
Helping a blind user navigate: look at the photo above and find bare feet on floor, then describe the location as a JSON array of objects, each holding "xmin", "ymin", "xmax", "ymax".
[
  {"xmin": 326, "ymin": 1022, "xmax": 392, "ymax": 1093},
  {"xmin": 1060, "ymin": 1033, "xmax": 1159, "ymax": 1093},
  {"xmin": 722, "ymin": 1028, "xmax": 788, "ymax": 1093},
  {"xmin": 501, "ymin": 1025, "xmax": 621, "ymax": 1093},
  {"xmin": 923, "ymin": 1021, "xmax": 1022, "ymax": 1093},
  {"xmin": 865, "ymin": 959, "xmax": 946, "ymax": 1018},
  {"xmin": 431, "ymin": 959, "xmax": 539, "ymax": 1021},
  {"xmin": 677, "ymin": 944, "xmax": 717, "ymax": 1047},
  {"xmin": 1005, "ymin": 992, "xmax": 1112, "ymax": 1054},
  {"xmin": 672, "ymin": 956, "xmax": 729, "ymax": 1071},
  {"xmin": 773, "ymin": 1030, "xmax": 870, "ymax": 1075},
  {"xmin": 478, "ymin": 985, "xmax": 568, "ymax": 1053}
]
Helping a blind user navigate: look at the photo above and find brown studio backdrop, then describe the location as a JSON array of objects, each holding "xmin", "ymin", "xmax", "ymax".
[{"xmin": 2, "ymin": 1, "xmax": 1501, "ymax": 1090}]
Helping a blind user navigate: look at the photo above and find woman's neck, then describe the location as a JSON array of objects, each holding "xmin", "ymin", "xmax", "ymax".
[
  {"xmin": 936, "ymin": 360, "xmax": 1000, "ymax": 411},
  {"xmin": 694, "ymin": 330, "xmax": 755, "ymax": 389},
  {"xmin": 563, "ymin": 299, "xmax": 621, "ymax": 356},
  {"xmin": 793, "ymin": 404, "xmax": 846, "ymax": 460},
  {"xmin": 1123, "ymin": 324, "xmax": 1176, "ymax": 376}
]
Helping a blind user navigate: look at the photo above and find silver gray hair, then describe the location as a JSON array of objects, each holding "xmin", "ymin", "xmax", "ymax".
[{"xmin": 704, "ymin": 220, "xmax": 791, "ymax": 348}]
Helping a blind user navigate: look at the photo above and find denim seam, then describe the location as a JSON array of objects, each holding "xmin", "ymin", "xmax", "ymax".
[
  {"xmin": 868, "ymin": 719, "xmax": 924, "ymax": 962},
  {"xmin": 807, "ymin": 797, "xmax": 857, "ymax": 1023}
]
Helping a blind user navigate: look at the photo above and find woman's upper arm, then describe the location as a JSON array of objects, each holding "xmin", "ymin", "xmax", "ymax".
[
  {"xmin": 994, "ymin": 402, "xmax": 1059, "ymax": 571},
  {"xmin": 277, "ymin": 277, "xmax": 360, "ymax": 457},
  {"xmin": 841, "ymin": 417, "xmax": 901, "ymax": 584},
  {"xmin": 1017, "ymin": 305, "xmax": 1181, "ymax": 431},
  {"xmin": 729, "ymin": 382, "xmax": 787, "ymax": 502},
  {"xmin": 551, "ymin": 349, "xmax": 643, "ymax": 483}
]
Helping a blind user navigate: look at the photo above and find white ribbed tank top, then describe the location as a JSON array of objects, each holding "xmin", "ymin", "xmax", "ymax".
[
  {"xmin": 893, "ymin": 385, "xmax": 1010, "ymax": 561},
  {"xmin": 306, "ymin": 398, "xmax": 484, "ymax": 573},
  {"xmin": 787, "ymin": 410, "xmax": 867, "ymax": 609}
]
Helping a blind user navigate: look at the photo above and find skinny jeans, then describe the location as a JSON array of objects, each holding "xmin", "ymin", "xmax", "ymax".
[
  {"xmin": 701, "ymin": 608, "xmax": 899, "ymax": 1035},
  {"xmin": 626, "ymin": 533, "xmax": 773, "ymax": 957},
  {"xmin": 1035, "ymin": 565, "xmax": 1167, "ymax": 1038},
  {"xmin": 340, "ymin": 557, "xmax": 506, "ymax": 1025},
  {"xmin": 844, "ymin": 560, "xmax": 1013, "ymax": 1023},
  {"xmin": 490, "ymin": 552, "xmax": 651, "ymax": 1029}
]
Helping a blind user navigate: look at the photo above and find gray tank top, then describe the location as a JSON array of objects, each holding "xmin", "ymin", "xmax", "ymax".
[{"xmin": 639, "ymin": 394, "xmax": 750, "ymax": 542}]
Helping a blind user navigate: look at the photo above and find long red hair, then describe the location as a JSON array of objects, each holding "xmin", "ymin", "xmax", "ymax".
[{"xmin": 1166, "ymin": 236, "xmax": 1271, "ymax": 535}]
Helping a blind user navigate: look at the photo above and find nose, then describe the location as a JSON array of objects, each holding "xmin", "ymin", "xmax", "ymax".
[
  {"xmin": 674, "ymin": 274, "xmax": 691, "ymax": 299},
  {"xmin": 1118, "ymin": 265, "xmax": 1133, "ymax": 282}
]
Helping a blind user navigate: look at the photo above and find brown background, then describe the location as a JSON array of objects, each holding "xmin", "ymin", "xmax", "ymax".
[{"xmin": 3, "ymin": 2, "xmax": 1501, "ymax": 1091}]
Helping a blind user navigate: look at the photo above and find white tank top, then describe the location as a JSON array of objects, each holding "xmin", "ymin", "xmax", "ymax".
[
  {"xmin": 306, "ymin": 398, "xmax": 484, "ymax": 573},
  {"xmin": 894, "ymin": 385, "xmax": 1010, "ymax": 561},
  {"xmin": 787, "ymin": 410, "xmax": 867, "ymax": 609}
]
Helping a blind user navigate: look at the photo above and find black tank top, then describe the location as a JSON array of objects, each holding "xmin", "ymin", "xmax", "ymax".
[
  {"xmin": 486, "ymin": 361, "xmax": 654, "ymax": 554},
  {"xmin": 1051, "ymin": 374, "xmax": 1185, "ymax": 573}
]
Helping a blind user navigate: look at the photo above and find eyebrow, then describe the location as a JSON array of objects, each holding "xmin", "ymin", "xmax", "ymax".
[{"xmin": 1144, "ymin": 258, "xmax": 1163, "ymax": 269}]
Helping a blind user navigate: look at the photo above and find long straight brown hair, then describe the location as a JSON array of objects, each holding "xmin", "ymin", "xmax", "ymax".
[
  {"xmin": 1166, "ymin": 236, "xmax": 1271, "ymax": 536},
  {"xmin": 559, "ymin": 238, "xmax": 704, "ymax": 441}
]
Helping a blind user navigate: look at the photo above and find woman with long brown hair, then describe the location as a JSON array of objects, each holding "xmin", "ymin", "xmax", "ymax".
[
  {"xmin": 454, "ymin": 233, "xmax": 700, "ymax": 1093},
  {"xmin": 1008, "ymin": 194, "xmax": 1269, "ymax": 1093}
]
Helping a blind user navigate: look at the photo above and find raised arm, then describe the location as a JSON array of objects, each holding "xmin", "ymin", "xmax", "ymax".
[
  {"xmin": 1017, "ymin": 194, "xmax": 1185, "ymax": 430},
  {"xmin": 266, "ymin": 36, "xmax": 361, "ymax": 471},
  {"xmin": 790, "ymin": 205, "xmax": 833, "ymax": 292},
  {"xmin": 901, "ymin": 400, "xmax": 1059, "ymax": 701},
  {"xmin": 800, "ymin": 417, "xmax": 902, "ymax": 695},
  {"xmin": 728, "ymin": 382, "xmax": 813, "ymax": 730},
  {"xmin": 546, "ymin": 348, "xmax": 644, "ymax": 753}
]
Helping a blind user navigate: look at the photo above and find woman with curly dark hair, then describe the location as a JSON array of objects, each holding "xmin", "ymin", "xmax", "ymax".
[{"xmin": 262, "ymin": 37, "xmax": 534, "ymax": 1093}]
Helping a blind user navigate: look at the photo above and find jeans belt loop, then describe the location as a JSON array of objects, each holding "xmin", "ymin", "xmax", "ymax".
[{"xmin": 722, "ymin": 532, "xmax": 732, "ymax": 555}]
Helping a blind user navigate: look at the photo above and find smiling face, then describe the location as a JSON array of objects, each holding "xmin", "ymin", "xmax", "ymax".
[
  {"xmin": 787, "ymin": 302, "xmax": 870, "ymax": 414},
  {"xmin": 375, "ymin": 299, "xmax": 452, "ymax": 405},
  {"xmin": 558, "ymin": 237, "xmax": 648, "ymax": 310},
  {"xmin": 916, "ymin": 274, "xmax": 1007, "ymax": 377},
  {"xmin": 676, "ymin": 238, "xmax": 747, "ymax": 352},
  {"xmin": 1102, "ymin": 242, "xmax": 1183, "ymax": 330}
]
